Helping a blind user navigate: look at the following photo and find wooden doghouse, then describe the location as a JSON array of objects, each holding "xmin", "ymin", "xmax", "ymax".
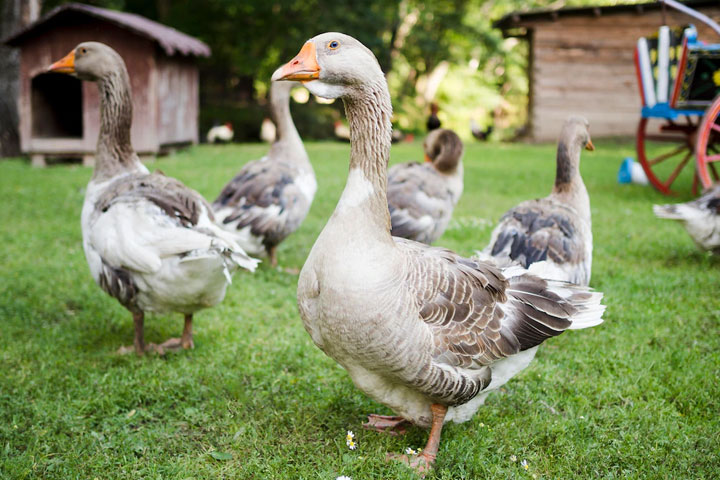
[
  {"xmin": 4, "ymin": 3, "xmax": 210, "ymax": 166},
  {"xmin": 495, "ymin": 0, "xmax": 720, "ymax": 141}
]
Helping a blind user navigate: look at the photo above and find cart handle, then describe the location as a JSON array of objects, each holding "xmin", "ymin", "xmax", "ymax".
[{"xmin": 660, "ymin": 0, "xmax": 720, "ymax": 37}]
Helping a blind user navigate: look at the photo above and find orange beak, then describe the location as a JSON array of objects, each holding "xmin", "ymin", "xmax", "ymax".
[
  {"xmin": 48, "ymin": 49, "xmax": 76, "ymax": 74},
  {"xmin": 272, "ymin": 42, "xmax": 320, "ymax": 82},
  {"xmin": 424, "ymin": 154, "xmax": 432, "ymax": 163},
  {"xmin": 585, "ymin": 139, "xmax": 595, "ymax": 151}
]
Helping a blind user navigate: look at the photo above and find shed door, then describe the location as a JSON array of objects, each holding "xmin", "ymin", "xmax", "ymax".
[{"xmin": 31, "ymin": 72, "xmax": 82, "ymax": 138}]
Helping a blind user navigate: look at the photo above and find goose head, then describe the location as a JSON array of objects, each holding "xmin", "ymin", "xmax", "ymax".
[
  {"xmin": 48, "ymin": 42, "xmax": 125, "ymax": 82},
  {"xmin": 423, "ymin": 129, "xmax": 464, "ymax": 173},
  {"xmin": 272, "ymin": 32, "xmax": 383, "ymax": 100},
  {"xmin": 562, "ymin": 116, "xmax": 594, "ymax": 152}
]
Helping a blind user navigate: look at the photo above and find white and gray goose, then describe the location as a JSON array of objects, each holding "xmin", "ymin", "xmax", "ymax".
[
  {"xmin": 483, "ymin": 116, "xmax": 595, "ymax": 286},
  {"xmin": 654, "ymin": 184, "xmax": 720, "ymax": 254},
  {"xmin": 48, "ymin": 42, "xmax": 258, "ymax": 356},
  {"xmin": 274, "ymin": 33, "xmax": 605, "ymax": 473},
  {"xmin": 213, "ymin": 80, "xmax": 316, "ymax": 268},
  {"xmin": 388, "ymin": 128, "xmax": 464, "ymax": 244}
]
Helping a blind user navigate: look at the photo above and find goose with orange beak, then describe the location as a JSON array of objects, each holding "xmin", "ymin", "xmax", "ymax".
[
  {"xmin": 275, "ymin": 33, "xmax": 605, "ymax": 474},
  {"xmin": 483, "ymin": 116, "xmax": 596, "ymax": 286},
  {"xmin": 47, "ymin": 42, "xmax": 258, "ymax": 356}
]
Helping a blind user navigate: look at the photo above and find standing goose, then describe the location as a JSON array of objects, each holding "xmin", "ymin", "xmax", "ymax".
[
  {"xmin": 483, "ymin": 117, "xmax": 595, "ymax": 285},
  {"xmin": 653, "ymin": 184, "xmax": 720, "ymax": 254},
  {"xmin": 274, "ymin": 33, "xmax": 605, "ymax": 473},
  {"xmin": 213, "ymin": 81, "xmax": 316, "ymax": 268},
  {"xmin": 48, "ymin": 42, "xmax": 258, "ymax": 355},
  {"xmin": 387, "ymin": 128, "xmax": 464, "ymax": 244}
]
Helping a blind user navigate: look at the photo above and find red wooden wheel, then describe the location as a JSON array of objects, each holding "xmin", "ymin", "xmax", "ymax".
[
  {"xmin": 636, "ymin": 116, "xmax": 700, "ymax": 195},
  {"xmin": 695, "ymin": 95, "xmax": 720, "ymax": 190}
]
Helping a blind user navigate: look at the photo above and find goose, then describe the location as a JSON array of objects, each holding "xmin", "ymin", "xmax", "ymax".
[
  {"xmin": 274, "ymin": 33, "xmax": 605, "ymax": 473},
  {"xmin": 483, "ymin": 117, "xmax": 595, "ymax": 285},
  {"xmin": 213, "ymin": 80, "xmax": 316, "ymax": 268},
  {"xmin": 653, "ymin": 184, "xmax": 720, "ymax": 254},
  {"xmin": 387, "ymin": 128, "xmax": 464, "ymax": 244},
  {"xmin": 48, "ymin": 42, "xmax": 258, "ymax": 355}
]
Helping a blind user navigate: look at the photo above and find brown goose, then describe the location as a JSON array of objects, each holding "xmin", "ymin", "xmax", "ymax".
[
  {"xmin": 654, "ymin": 184, "xmax": 720, "ymax": 254},
  {"xmin": 213, "ymin": 80, "xmax": 316, "ymax": 267},
  {"xmin": 49, "ymin": 42, "xmax": 258, "ymax": 356},
  {"xmin": 483, "ymin": 117, "xmax": 595, "ymax": 285},
  {"xmin": 274, "ymin": 33, "xmax": 605, "ymax": 473},
  {"xmin": 387, "ymin": 128, "xmax": 464, "ymax": 244}
]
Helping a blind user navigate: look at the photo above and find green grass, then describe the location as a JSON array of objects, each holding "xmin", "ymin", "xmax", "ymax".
[{"xmin": 0, "ymin": 140, "xmax": 718, "ymax": 479}]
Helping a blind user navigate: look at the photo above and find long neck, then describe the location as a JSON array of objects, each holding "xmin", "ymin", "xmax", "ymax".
[
  {"xmin": 93, "ymin": 68, "xmax": 140, "ymax": 181},
  {"xmin": 552, "ymin": 139, "xmax": 590, "ymax": 218},
  {"xmin": 333, "ymin": 82, "xmax": 393, "ymax": 235}
]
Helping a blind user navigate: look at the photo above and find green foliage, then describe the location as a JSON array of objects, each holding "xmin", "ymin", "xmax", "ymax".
[{"xmin": 0, "ymin": 140, "xmax": 718, "ymax": 478}]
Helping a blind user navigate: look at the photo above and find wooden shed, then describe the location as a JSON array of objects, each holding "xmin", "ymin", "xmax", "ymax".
[
  {"xmin": 495, "ymin": 0, "xmax": 720, "ymax": 141},
  {"xmin": 4, "ymin": 2, "xmax": 210, "ymax": 166}
]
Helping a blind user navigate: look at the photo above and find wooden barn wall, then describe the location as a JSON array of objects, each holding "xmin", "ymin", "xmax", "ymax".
[
  {"xmin": 18, "ymin": 20, "xmax": 158, "ymax": 155},
  {"xmin": 523, "ymin": 7, "xmax": 720, "ymax": 141},
  {"xmin": 155, "ymin": 55, "xmax": 199, "ymax": 146}
]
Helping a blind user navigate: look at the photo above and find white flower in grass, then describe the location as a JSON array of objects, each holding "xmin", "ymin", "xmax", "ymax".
[
  {"xmin": 346, "ymin": 430, "xmax": 357, "ymax": 450},
  {"xmin": 521, "ymin": 459, "xmax": 529, "ymax": 470},
  {"xmin": 405, "ymin": 447, "xmax": 419, "ymax": 456},
  {"xmin": 336, "ymin": 476, "xmax": 352, "ymax": 480},
  {"xmin": 510, "ymin": 454, "xmax": 517, "ymax": 462}
]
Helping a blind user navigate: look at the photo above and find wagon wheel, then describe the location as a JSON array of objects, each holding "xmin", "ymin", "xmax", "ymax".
[
  {"xmin": 695, "ymin": 95, "xmax": 720, "ymax": 190},
  {"xmin": 636, "ymin": 116, "xmax": 701, "ymax": 195}
]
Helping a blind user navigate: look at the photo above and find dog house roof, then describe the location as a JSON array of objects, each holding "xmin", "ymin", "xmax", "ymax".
[{"xmin": 4, "ymin": 2, "xmax": 211, "ymax": 57}]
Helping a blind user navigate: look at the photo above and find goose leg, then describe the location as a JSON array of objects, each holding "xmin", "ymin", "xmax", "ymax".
[
  {"xmin": 363, "ymin": 414, "xmax": 409, "ymax": 436},
  {"xmin": 117, "ymin": 311, "xmax": 145, "ymax": 356},
  {"xmin": 268, "ymin": 245, "xmax": 278, "ymax": 268},
  {"xmin": 389, "ymin": 404, "xmax": 447, "ymax": 475},
  {"xmin": 155, "ymin": 314, "xmax": 194, "ymax": 353}
]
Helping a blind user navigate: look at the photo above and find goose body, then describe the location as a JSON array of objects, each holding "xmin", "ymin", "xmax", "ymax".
[
  {"xmin": 275, "ymin": 33, "xmax": 605, "ymax": 471},
  {"xmin": 388, "ymin": 129, "xmax": 464, "ymax": 244},
  {"xmin": 653, "ymin": 184, "xmax": 720, "ymax": 253},
  {"xmin": 49, "ymin": 42, "xmax": 257, "ymax": 355},
  {"xmin": 484, "ymin": 117, "xmax": 595, "ymax": 285},
  {"xmin": 213, "ymin": 81, "xmax": 316, "ymax": 267}
]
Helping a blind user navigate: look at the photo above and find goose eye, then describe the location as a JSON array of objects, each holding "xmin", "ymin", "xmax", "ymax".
[
  {"xmin": 328, "ymin": 40, "xmax": 340, "ymax": 50},
  {"xmin": 80, "ymin": 47, "xmax": 87, "ymax": 54}
]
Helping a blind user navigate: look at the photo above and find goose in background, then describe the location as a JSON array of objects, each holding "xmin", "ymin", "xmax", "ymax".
[
  {"xmin": 48, "ymin": 42, "xmax": 258, "ymax": 355},
  {"xmin": 274, "ymin": 33, "xmax": 605, "ymax": 474},
  {"xmin": 387, "ymin": 128, "xmax": 464, "ymax": 244},
  {"xmin": 483, "ymin": 116, "xmax": 595, "ymax": 285},
  {"xmin": 213, "ymin": 80, "xmax": 316, "ymax": 268},
  {"xmin": 260, "ymin": 117, "xmax": 276, "ymax": 143},
  {"xmin": 207, "ymin": 122, "xmax": 234, "ymax": 144},
  {"xmin": 470, "ymin": 118, "xmax": 493, "ymax": 141},
  {"xmin": 654, "ymin": 184, "xmax": 720, "ymax": 254}
]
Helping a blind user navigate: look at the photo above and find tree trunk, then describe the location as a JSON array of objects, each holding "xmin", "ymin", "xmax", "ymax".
[{"xmin": 0, "ymin": 0, "xmax": 41, "ymax": 158}]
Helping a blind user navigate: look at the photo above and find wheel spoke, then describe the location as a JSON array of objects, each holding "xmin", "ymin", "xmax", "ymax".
[
  {"xmin": 663, "ymin": 151, "xmax": 692, "ymax": 188},
  {"xmin": 710, "ymin": 162, "xmax": 720, "ymax": 181},
  {"xmin": 648, "ymin": 144, "xmax": 689, "ymax": 166},
  {"xmin": 645, "ymin": 134, "xmax": 689, "ymax": 143},
  {"xmin": 711, "ymin": 123, "xmax": 720, "ymax": 133},
  {"xmin": 706, "ymin": 153, "xmax": 720, "ymax": 163}
]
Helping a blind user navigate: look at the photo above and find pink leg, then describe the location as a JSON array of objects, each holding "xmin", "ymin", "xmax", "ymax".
[{"xmin": 363, "ymin": 414, "xmax": 409, "ymax": 436}]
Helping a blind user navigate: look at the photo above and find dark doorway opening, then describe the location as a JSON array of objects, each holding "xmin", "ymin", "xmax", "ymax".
[{"xmin": 31, "ymin": 73, "xmax": 82, "ymax": 138}]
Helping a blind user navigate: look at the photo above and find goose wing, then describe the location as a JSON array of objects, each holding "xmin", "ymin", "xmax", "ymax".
[
  {"xmin": 488, "ymin": 201, "xmax": 586, "ymax": 269},
  {"xmin": 91, "ymin": 171, "xmax": 256, "ymax": 274},
  {"xmin": 387, "ymin": 162, "xmax": 453, "ymax": 244},
  {"xmin": 397, "ymin": 238, "xmax": 599, "ymax": 372},
  {"xmin": 213, "ymin": 158, "xmax": 311, "ymax": 245}
]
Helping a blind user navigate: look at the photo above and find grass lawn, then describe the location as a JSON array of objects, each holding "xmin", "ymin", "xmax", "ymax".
[{"xmin": 0, "ymin": 140, "xmax": 718, "ymax": 479}]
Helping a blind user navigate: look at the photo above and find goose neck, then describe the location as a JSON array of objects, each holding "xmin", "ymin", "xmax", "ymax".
[
  {"xmin": 334, "ymin": 84, "xmax": 393, "ymax": 234},
  {"xmin": 552, "ymin": 139, "xmax": 589, "ymax": 217},
  {"xmin": 93, "ymin": 70, "xmax": 140, "ymax": 181}
]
